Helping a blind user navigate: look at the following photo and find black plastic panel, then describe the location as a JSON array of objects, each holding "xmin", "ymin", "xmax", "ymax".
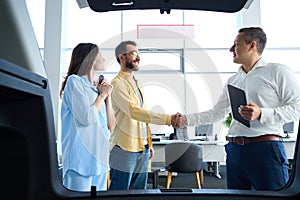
[{"xmin": 87, "ymin": 0, "xmax": 248, "ymax": 13}]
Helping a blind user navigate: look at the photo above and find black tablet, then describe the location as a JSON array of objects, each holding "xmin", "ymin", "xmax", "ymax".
[{"xmin": 227, "ymin": 84, "xmax": 250, "ymax": 128}]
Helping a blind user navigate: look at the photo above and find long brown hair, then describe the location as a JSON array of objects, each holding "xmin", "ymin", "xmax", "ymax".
[{"xmin": 59, "ymin": 43, "xmax": 99, "ymax": 98}]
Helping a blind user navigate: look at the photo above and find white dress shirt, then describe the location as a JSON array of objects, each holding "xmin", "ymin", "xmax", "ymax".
[{"xmin": 186, "ymin": 58, "xmax": 300, "ymax": 137}]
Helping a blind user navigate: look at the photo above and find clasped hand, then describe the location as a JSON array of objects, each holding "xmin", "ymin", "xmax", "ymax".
[
  {"xmin": 97, "ymin": 79, "xmax": 113, "ymax": 98},
  {"xmin": 171, "ymin": 112, "xmax": 187, "ymax": 129}
]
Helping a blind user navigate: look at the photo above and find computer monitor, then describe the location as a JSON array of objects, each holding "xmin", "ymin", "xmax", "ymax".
[
  {"xmin": 283, "ymin": 122, "xmax": 294, "ymax": 138},
  {"xmin": 283, "ymin": 122, "xmax": 294, "ymax": 133},
  {"xmin": 195, "ymin": 124, "xmax": 213, "ymax": 137},
  {"xmin": 174, "ymin": 127, "xmax": 189, "ymax": 141}
]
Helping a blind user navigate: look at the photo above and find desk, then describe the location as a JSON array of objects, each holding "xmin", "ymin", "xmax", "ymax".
[
  {"xmin": 152, "ymin": 140, "xmax": 227, "ymax": 178},
  {"xmin": 152, "ymin": 138, "xmax": 296, "ymax": 180},
  {"xmin": 282, "ymin": 137, "xmax": 297, "ymax": 174},
  {"xmin": 283, "ymin": 136, "xmax": 297, "ymax": 160}
]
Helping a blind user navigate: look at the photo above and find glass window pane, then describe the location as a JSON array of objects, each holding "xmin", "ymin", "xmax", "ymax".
[
  {"xmin": 185, "ymin": 10, "xmax": 237, "ymax": 48},
  {"xmin": 137, "ymin": 73, "xmax": 185, "ymax": 134},
  {"xmin": 62, "ymin": 0, "xmax": 122, "ymax": 48},
  {"xmin": 122, "ymin": 9, "xmax": 184, "ymax": 33},
  {"xmin": 185, "ymin": 74, "xmax": 223, "ymax": 112},
  {"xmin": 25, "ymin": 0, "xmax": 45, "ymax": 48},
  {"xmin": 184, "ymin": 49, "xmax": 239, "ymax": 73},
  {"xmin": 261, "ymin": 0, "xmax": 300, "ymax": 47},
  {"xmin": 205, "ymin": 50, "xmax": 240, "ymax": 73},
  {"xmin": 139, "ymin": 50, "xmax": 182, "ymax": 71},
  {"xmin": 263, "ymin": 49, "xmax": 300, "ymax": 72}
]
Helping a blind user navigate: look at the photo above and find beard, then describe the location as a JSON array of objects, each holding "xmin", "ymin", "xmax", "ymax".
[{"xmin": 125, "ymin": 60, "xmax": 139, "ymax": 71}]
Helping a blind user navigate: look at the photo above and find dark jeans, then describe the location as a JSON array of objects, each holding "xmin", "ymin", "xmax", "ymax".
[{"xmin": 225, "ymin": 141, "xmax": 289, "ymax": 190}]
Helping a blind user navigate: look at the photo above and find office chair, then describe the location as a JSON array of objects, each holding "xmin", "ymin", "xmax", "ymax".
[{"xmin": 165, "ymin": 142, "xmax": 204, "ymax": 189}]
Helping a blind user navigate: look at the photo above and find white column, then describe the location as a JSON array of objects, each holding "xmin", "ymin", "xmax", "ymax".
[
  {"xmin": 44, "ymin": 0, "xmax": 62, "ymax": 139},
  {"xmin": 237, "ymin": 0, "xmax": 261, "ymax": 28}
]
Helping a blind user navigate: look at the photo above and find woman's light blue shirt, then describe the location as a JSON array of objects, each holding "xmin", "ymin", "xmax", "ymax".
[{"xmin": 61, "ymin": 75, "xmax": 110, "ymax": 178}]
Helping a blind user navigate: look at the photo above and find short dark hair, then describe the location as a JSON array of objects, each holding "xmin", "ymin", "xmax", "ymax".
[
  {"xmin": 238, "ymin": 27, "xmax": 267, "ymax": 55},
  {"xmin": 115, "ymin": 40, "xmax": 137, "ymax": 63}
]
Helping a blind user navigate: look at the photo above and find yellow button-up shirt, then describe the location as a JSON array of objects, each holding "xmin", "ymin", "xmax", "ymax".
[{"xmin": 110, "ymin": 71, "xmax": 172, "ymax": 152}]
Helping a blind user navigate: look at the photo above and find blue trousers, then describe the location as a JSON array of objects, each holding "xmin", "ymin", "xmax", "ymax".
[
  {"xmin": 225, "ymin": 141, "xmax": 289, "ymax": 190},
  {"xmin": 109, "ymin": 145, "xmax": 149, "ymax": 190}
]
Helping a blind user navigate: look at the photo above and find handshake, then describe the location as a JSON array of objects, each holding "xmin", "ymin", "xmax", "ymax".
[{"xmin": 171, "ymin": 113, "xmax": 187, "ymax": 129}]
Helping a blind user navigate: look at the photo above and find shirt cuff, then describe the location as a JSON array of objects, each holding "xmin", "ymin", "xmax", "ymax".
[
  {"xmin": 166, "ymin": 114, "xmax": 172, "ymax": 126},
  {"xmin": 186, "ymin": 114, "xmax": 193, "ymax": 126},
  {"xmin": 259, "ymin": 107, "xmax": 274, "ymax": 125}
]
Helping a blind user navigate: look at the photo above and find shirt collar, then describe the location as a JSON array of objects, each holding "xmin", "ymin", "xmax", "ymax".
[
  {"xmin": 238, "ymin": 57, "xmax": 267, "ymax": 74},
  {"xmin": 80, "ymin": 75, "xmax": 95, "ymax": 89},
  {"xmin": 118, "ymin": 70, "xmax": 135, "ymax": 81}
]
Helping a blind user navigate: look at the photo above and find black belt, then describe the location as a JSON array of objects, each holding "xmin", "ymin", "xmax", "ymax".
[{"xmin": 226, "ymin": 135, "xmax": 282, "ymax": 145}]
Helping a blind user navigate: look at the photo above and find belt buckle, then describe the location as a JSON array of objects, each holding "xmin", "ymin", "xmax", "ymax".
[
  {"xmin": 240, "ymin": 138, "xmax": 245, "ymax": 145},
  {"xmin": 237, "ymin": 137, "xmax": 245, "ymax": 145}
]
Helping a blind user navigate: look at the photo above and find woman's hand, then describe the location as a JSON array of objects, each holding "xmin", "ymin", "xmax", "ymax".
[{"xmin": 97, "ymin": 79, "xmax": 113, "ymax": 98}]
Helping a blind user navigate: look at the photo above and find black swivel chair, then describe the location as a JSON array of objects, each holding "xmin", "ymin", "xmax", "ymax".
[{"xmin": 165, "ymin": 142, "xmax": 205, "ymax": 189}]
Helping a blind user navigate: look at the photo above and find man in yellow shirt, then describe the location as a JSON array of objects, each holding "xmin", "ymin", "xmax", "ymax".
[{"xmin": 109, "ymin": 40, "xmax": 182, "ymax": 190}]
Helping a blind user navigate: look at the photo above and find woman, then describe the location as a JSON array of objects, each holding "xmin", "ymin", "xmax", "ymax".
[{"xmin": 60, "ymin": 43, "xmax": 115, "ymax": 191}]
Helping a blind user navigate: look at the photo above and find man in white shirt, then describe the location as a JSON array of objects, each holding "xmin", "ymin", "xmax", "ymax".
[{"xmin": 182, "ymin": 27, "xmax": 300, "ymax": 190}]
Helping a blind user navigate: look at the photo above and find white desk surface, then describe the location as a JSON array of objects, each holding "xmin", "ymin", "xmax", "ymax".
[
  {"xmin": 152, "ymin": 137, "xmax": 296, "ymax": 178},
  {"xmin": 152, "ymin": 137, "xmax": 297, "ymax": 161},
  {"xmin": 282, "ymin": 136, "xmax": 297, "ymax": 142},
  {"xmin": 152, "ymin": 139, "xmax": 227, "ymax": 163},
  {"xmin": 282, "ymin": 136, "xmax": 297, "ymax": 159},
  {"xmin": 152, "ymin": 139, "xmax": 228, "ymax": 145}
]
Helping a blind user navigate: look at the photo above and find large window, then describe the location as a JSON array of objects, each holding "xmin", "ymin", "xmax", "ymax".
[{"xmin": 57, "ymin": 0, "xmax": 238, "ymax": 138}]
